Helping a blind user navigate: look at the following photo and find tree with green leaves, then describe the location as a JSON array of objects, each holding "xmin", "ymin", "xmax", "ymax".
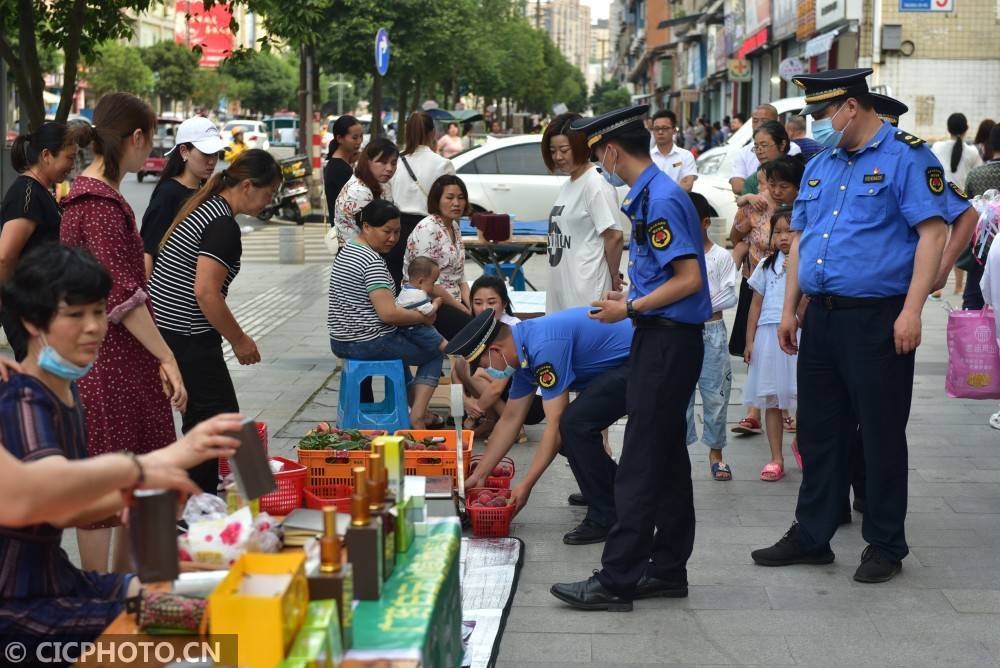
[
  {"xmin": 140, "ymin": 40, "xmax": 200, "ymax": 109},
  {"xmin": 219, "ymin": 50, "xmax": 297, "ymax": 115},
  {"xmin": 190, "ymin": 68, "xmax": 248, "ymax": 112},
  {"xmin": 86, "ymin": 41, "xmax": 155, "ymax": 100},
  {"xmin": 590, "ymin": 80, "xmax": 631, "ymax": 115},
  {"xmin": 0, "ymin": 0, "xmax": 155, "ymax": 130}
]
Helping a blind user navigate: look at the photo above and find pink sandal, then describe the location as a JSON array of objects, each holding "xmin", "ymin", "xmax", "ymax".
[
  {"xmin": 790, "ymin": 438, "xmax": 803, "ymax": 471},
  {"xmin": 783, "ymin": 416, "xmax": 796, "ymax": 433},
  {"xmin": 759, "ymin": 462, "xmax": 784, "ymax": 482}
]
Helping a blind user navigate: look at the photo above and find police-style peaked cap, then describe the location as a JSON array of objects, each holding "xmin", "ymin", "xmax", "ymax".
[
  {"xmin": 870, "ymin": 93, "xmax": 909, "ymax": 127},
  {"xmin": 443, "ymin": 310, "xmax": 500, "ymax": 365},
  {"xmin": 792, "ymin": 68, "xmax": 873, "ymax": 116},
  {"xmin": 570, "ymin": 104, "xmax": 650, "ymax": 159}
]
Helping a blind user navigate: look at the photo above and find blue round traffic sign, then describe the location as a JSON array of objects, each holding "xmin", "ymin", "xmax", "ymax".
[{"xmin": 375, "ymin": 28, "xmax": 390, "ymax": 76}]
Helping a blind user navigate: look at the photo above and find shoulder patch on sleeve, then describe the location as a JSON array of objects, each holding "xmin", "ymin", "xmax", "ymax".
[
  {"xmin": 948, "ymin": 181, "xmax": 969, "ymax": 200},
  {"xmin": 926, "ymin": 167, "xmax": 945, "ymax": 195},
  {"xmin": 534, "ymin": 362, "xmax": 558, "ymax": 389},
  {"xmin": 894, "ymin": 130, "xmax": 925, "ymax": 148},
  {"xmin": 648, "ymin": 218, "xmax": 672, "ymax": 249}
]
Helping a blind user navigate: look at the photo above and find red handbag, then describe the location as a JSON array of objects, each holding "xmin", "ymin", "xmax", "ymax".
[{"xmin": 471, "ymin": 212, "xmax": 511, "ymax": 243}]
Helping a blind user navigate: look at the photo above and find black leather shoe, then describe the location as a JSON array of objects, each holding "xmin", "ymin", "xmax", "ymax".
[
  {"xmin": 751, "ymin": 523, "xmax": 835, "ymax": 566},
  {"xmin": 634, "ymin": 574, "xmax": 688, "ymax": 599},
  {"xmin": 563, "ymin": 519, "xmax": 610, "ymax": 545},
  {"xmin": 567, "ymin": 493, "xmax": 588, "ymax": 506},
  {"xmin": 550, "ymin": 572, "xmax": 633, "ymax": 611},
  {"xmin": 853, "ymin": 497, "xmax": 866, "ymax": 513},
  {"xmin": 853, "ymin": 545, "xmax": 902, "ymax": 583}
]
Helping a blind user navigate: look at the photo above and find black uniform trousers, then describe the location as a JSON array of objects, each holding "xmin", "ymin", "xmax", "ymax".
[
  {"xmin": 558, "ymin": 363, "xmax": 628, "ymax": 528},
  {"xmin": 162, "ymin": 329, "xmax": 240, "ymax": 493},
  {"xmin": 794, "ymin": 296, "xmax": 913, "ymax": 562},
  {"xmin": 598, "ymin": 323, "xmax": 703, "ymax": 594}
]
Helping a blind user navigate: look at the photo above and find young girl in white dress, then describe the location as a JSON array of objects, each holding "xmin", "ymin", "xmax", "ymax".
[{"xmin": 743, "ymin": 208, "xmax": 797, "ymax": 481}]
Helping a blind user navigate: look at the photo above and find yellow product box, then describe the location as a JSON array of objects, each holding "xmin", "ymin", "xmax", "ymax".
[
  {"xmin": 373, "ymin": 436, "xmax": 405, "ymax": 501},
  {"xmin": 209, "ymin": 552, "xmax": 309, "ymax": 668}
]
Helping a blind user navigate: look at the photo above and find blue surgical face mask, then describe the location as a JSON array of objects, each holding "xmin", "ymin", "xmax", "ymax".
[
  {"xmin": 485, "ymin": 349, "xmax": 515, "ymax": 379},
  {"xmin": 812, "ymin": 104, "xmax": 849, "ymax": 148},
  {"xmin": 38, "ymin": 334, "xmax": 94, "ymax": 381},
  {"xmin": 598, "ymin": 147, "xmax": 626, "ymax": 187}
]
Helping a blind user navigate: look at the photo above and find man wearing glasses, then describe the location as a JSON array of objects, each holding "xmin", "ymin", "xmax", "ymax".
[{"xmin": 649, "ymin": 111, "xmax": 697, "ymax": 192}]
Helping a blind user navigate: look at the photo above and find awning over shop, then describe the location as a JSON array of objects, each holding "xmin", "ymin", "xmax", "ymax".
[
  {"xmin": 658, "ymin": 13, "xmax": 702, "ymax": 30},
  {"xmin": 805, "ymin": 30, "xmax": 840, "ymax": 58}
]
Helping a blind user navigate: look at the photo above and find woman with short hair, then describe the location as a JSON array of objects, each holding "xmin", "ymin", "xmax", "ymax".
[{"xmin": 541, "ymin": 112, "xmax": 625, "ymax": 314}]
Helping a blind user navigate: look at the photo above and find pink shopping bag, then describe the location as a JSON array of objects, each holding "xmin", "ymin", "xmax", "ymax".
[{"xmin": 946, "ymin": 307, "xmax": 1000, "ymax": 399}]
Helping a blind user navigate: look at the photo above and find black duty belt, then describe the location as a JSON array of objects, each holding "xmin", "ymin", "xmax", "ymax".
[
  {"xmin": 810, "ymin": 295, "xmax": 905, "ymax": 310},
  {"xmin": 632, "ymin": 316, "xmax": 703, "ymax": 331}
]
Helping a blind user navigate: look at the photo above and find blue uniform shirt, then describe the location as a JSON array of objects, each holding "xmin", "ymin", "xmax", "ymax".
[
  {"xmin": 509, "ymin": 307, "xmax": 633, "ymax": 401},
  {"xmin": 623, "ymin": 164, "xmax": 712, "ymax": 323},
  {"xmin": 793, "ymin": 121, "xmax": 951, "ymax": 298}
]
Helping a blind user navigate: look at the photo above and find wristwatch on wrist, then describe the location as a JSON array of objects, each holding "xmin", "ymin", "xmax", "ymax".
[{"xmin": 626, "ymin": 299, "xmax": 636, "ymax": 319}]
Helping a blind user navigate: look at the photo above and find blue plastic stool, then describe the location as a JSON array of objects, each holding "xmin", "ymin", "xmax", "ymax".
[
  {"xmin": 483, "ymin": 262, "xmax": 526, "ymax": 291},
  {"xmin": 337, "ymin": 359, "xmax": 411, "ymax": 432}
]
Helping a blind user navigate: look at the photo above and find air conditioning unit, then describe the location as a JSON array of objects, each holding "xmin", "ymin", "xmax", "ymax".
[{"xmin": 882, "ymin": 25, "xmax": 902, "ymax": 51}]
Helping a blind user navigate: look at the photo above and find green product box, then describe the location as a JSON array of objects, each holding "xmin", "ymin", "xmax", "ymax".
[
  {"xmin": 395, "ymin": 498, "xmax": 414, "ymax": 554},
  {"xmin": 288, "ymin": 627, "xmax": 331, "ymax": 667},
  {"xmin": 303, "ymin": 600, "xmax": 345, "ymax": 665},
  {"xmin": 373, "ymin": 435, "xmax": 405, "ymax": 501}
]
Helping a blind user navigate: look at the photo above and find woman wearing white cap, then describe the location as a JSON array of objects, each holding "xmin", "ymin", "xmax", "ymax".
[{"xmin": 140, "ymin": 116, "xmax": 225, "ymax": 276}]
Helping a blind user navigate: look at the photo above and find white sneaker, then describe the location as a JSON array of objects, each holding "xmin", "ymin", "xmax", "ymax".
[{"xmin": 990, "ymin": 410, "xmax": 1000, "ymax": 430}]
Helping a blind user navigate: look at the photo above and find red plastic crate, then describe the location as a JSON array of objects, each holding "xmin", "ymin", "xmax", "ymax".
[
  {"xmin": 470, "ymin": 455, "xmax": 515, "ymax": 489},
  {"xmin": 302, "ymin": 484, "xmax": 354, "ymax": 512},
  {"xmin": 219, "ymin": 421, "xmax": 268, "ymax": 478},
  {"xmin": 259, "ymin": 456, "xmax": 306, "ymax": 516},
  {"xmin": 296, "ymin": 429, "xmax": 387, "ymax": 488},
  {"xmin": 466, "ymin": 487, "xmax": 515, "ymax": 537}
]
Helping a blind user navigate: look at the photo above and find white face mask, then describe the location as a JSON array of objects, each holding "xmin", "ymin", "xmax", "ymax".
[{"xmin": 598, "ymin": 146, "xmax": 626, "ymax": 187}]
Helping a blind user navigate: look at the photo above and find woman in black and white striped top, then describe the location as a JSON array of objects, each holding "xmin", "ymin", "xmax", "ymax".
[
  {"xmin": 328, "ymin": 199, "xmax": 446, "ymax": 429},
  {"xmin": 148, "ymin": 149, "xmax": 281, "ymax": 491}
]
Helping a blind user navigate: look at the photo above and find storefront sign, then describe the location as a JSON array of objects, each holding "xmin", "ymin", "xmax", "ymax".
[
  {"xmin": 175, "ymin": 1, "xmax": 234, "ymax": 68},
  {"xmin": 900, "ymin": 0, "xmax": 954, "ymax": 10},
  {"xmin": 778, "ymin": 57, "xmax": 805, "ymax": 81},
  {"xmin": 724, "ymin": 0, "xmax": 747, "ymax": 54},
  {"xmin": 772, "ymin": 0, "xmax": 798, "ymax": 40},
  {"xmin": 728, "ymin": 58, "xmax": 752, "ymax": 81},
  {"xmin": 816, "ymin": 0, "xmax": 844, "ymax": 30},
  {"xmin": 796, "ymin": 0, "xmax": 816, "ymax": 42},
  {"xmin": 737, "ymin": 27, "xmax": 768, "ymax": 59}
]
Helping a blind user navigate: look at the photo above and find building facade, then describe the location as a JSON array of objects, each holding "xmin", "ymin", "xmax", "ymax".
[
  {"xmin": 529, "ymin": 0, "xmax": 594, "ymax": 76},
  {"xmin": 608, "ymin": 0, "xmax": 997, "ymax": 138}
]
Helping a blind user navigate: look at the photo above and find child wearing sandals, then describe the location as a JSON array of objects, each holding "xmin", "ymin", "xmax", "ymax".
[
  {"xmin": 686, "ymin": 192, "xmax": 738, "ymax": 481},
  {"xmin": 743, "ymin": 206, "xmax": 797, "ymax": 481}
]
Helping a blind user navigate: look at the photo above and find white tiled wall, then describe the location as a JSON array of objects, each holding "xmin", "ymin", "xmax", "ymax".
[{"xmin": 874, "ymin": 56, "xmax": 1000, "ymax": 140}]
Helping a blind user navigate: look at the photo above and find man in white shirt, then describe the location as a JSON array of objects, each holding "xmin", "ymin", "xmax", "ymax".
[
  {"xmin": 729, "ymin": 104, "xmax": 801, "ymax": 195},
  {"xmin": 649, "ymin": 110, "xmax": 697, "ymax": 191}
]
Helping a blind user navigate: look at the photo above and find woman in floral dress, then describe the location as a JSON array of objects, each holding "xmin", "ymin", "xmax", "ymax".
[
  {"xmin": 403, "ymin": 175, "xmax": 473, "ymax": 339},
  {"xmin": 60, "ymin": 93, "xmax": 187, "ymax": 574}
]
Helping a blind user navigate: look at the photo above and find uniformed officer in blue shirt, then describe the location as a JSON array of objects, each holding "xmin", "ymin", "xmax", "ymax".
[
  {"xmin": 446, "ymin": 307, "xmax": 633, "ymax": 545},
  {"xmin": 841, "ymin": 92, "xmax": 977, "ymax": 522},
  {"xmin": 547, "ymin": 105, "xmax": 711, "ymax": 611},
  {"xmin": 751, "ymin": 70, "xmax": 950, "ymax": 583}
]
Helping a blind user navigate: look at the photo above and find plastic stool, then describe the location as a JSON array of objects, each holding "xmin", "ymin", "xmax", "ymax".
[
  {"xmin": 483, "ymin": 262, "xmax": 526, "ymax": 291},
  {"xmin": 337, "ymin": 359, "xmax": 411, "ymax": 432}
]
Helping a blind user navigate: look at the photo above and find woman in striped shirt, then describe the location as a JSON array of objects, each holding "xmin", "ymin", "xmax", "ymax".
[
  {"xmin": 328, "ymin": 199, "xmax": 445, "ymax": 429},
  {"xmin": 149, "ymin": 149, "xmax": 282, "ymax": 492}
]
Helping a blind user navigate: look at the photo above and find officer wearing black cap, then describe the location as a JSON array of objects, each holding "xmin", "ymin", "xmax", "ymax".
[
  {"xmin": 547, "ymin": 105, "xmax": 711, "ymax": 611},
  {"xmin": 750, "ymin": 69, "xmax": 949, "ymax": 583},
  {"xmin": 446, "ymin": 307, "xmax": 633, "ymax": 544},
  {"xmin": 840, "ymin": 92, "xmax": 977, "ymax": 524}
]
